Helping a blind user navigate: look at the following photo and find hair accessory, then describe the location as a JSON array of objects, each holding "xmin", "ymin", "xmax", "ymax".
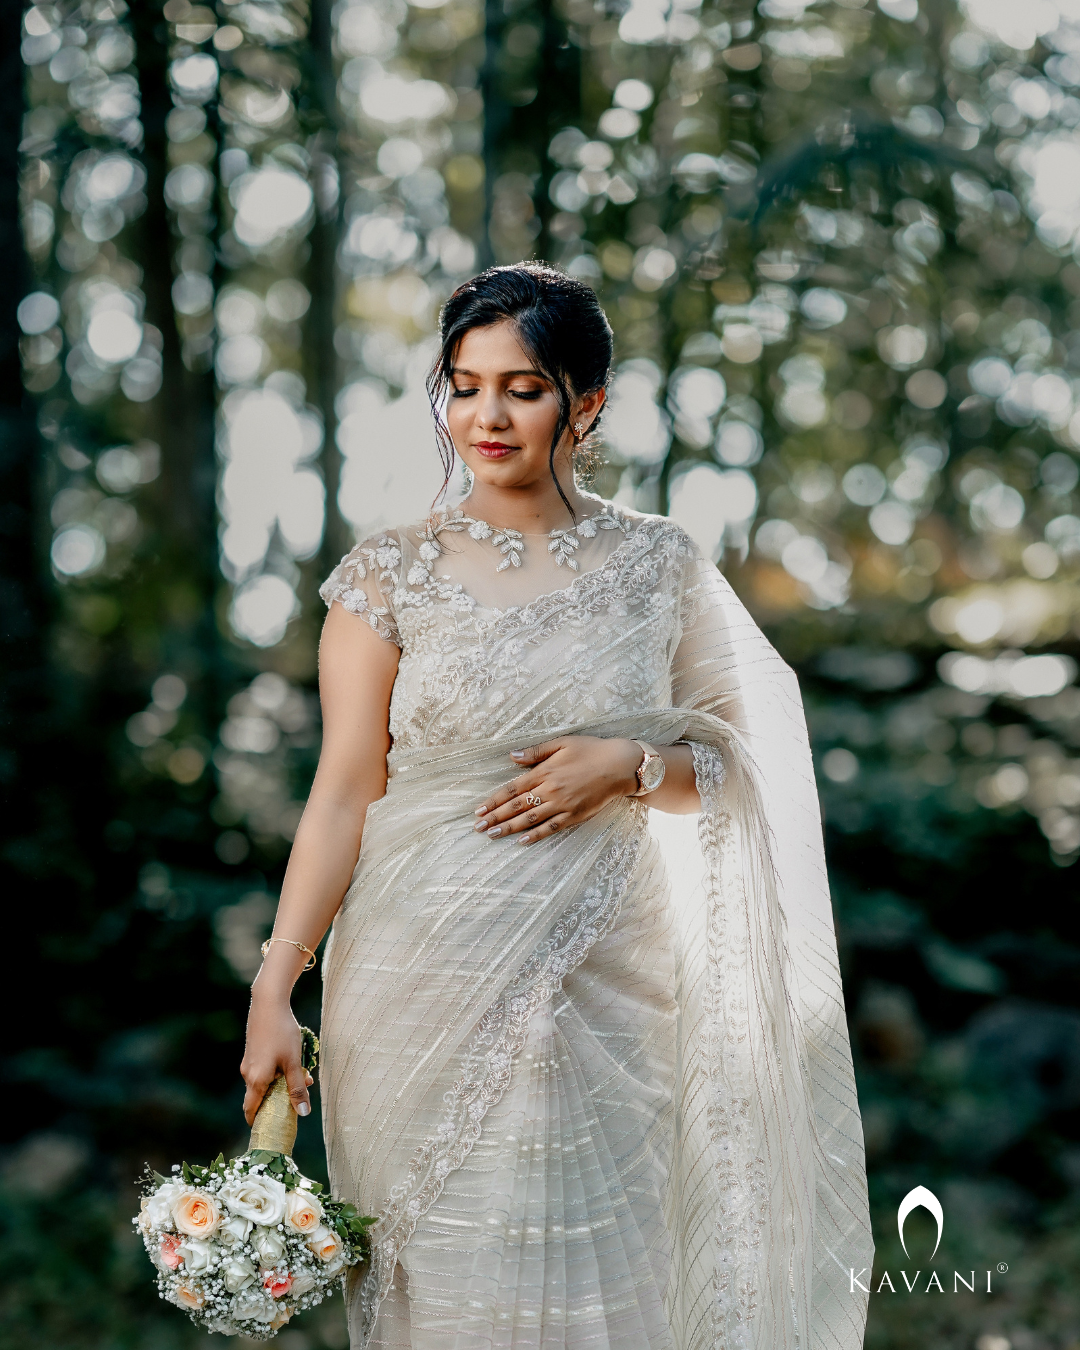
[{"xmin": 260, "ymin": 937, "xmax": 317, "ymax": 973}]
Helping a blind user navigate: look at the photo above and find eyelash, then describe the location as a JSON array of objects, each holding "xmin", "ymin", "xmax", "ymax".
[{"xmin": 450, "ymin": 389, "xmax": 543, "ymax": 401}]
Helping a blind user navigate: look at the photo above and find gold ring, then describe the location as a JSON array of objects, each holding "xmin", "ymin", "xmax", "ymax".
[{"xmin": 525, "ymin": 792, "xmax": 542, "ymax": 807}]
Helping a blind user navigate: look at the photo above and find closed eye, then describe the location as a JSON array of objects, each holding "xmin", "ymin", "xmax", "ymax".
[
  {"xmin": 510, "ymin": 390, "xmax": 543, "ymax": 400},
  {"xmin": 450, "ymin": 387, "xmax": 478, "ymax": 398}
]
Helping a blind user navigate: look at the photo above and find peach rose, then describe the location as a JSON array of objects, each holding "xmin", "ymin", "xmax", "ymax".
[
  {"xmin": 159, "ymin": 1234, "xmax": 183, "ymax": 1270},
  {"xmin": 172, "ymin": 1188, "xmax": 221, "ymax": 1239},
  {"xmin": 306, "ymin": 1224, "xmax": 343, "ymax": 1263},
  {"xmin": 270, "ymin": 1305, "xmax": 294, "ymax": 1331},
  {"xmin": 173, "ymin": 1281, "xmax": 206, "ymax": 1311},
  {"xmin": 283, "ymin": 1188, "xmax": 323, "ymax": 1235},
  {"xmin": 263, "ymin": 1270, "xmax": 293, "ymax": 1300}
]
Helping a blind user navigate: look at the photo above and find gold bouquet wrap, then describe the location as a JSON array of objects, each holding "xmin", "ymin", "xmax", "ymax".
[
  {"xmin": 247, "ymin": 1023, "xmax": 319, "ymax": 1156},
  {"xmin": 248, "ymin": 1074, "xmax": 298, "ymax": 1156}
]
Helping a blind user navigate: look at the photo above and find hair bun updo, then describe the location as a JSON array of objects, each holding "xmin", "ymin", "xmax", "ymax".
[{"xmin": 427, "ymin": 262, "xmax": 615, "ymax": 515}]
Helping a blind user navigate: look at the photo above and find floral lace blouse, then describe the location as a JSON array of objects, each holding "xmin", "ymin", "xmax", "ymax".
[{"xmin": 319, "ymin": 499, "xmax": 702, "ymax": 751}]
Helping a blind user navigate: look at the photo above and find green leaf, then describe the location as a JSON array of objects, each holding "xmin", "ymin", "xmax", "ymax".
[
  {"xmin": 300, "ymin": 1025, "xmax": 320, "ymax": 1074},
  {"xmin": 248, "ymin": 1149, "xmax": 287, "ymax": 1167}
]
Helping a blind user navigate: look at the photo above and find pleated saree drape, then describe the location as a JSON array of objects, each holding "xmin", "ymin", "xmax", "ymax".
[{"xmin": 319, "ymin": 507, "xmax": 872, "ymax": 1350}]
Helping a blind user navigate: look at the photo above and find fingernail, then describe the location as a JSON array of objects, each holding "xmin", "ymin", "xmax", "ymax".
[
  {"xmin": 296, "ymin": 1102, "xmax": 310, "ymax": 1117},
  {"xmin": 521, "ymin": 835, "xmax": 530, "ymax": 845},
  {"xmin": 474, "ymin": 819, "xmax": 487, "ymax": 831},
  {"xmin": 487, "ymin": 826, "xmax": 502, "ymax": 837},
  {"xmin": 474, "ymin": 806, "xmax": 487, "ymax": 814},
  {"xmin": 510, "ymin": 750, "xmax": 525, "ymax": 759}
]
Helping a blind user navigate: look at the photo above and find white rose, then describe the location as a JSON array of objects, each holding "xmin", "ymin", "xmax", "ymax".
[
  {"xmin": 231, "ymin": 1287, "xmax": 277, "ymax": 1323},
  {"xmin": 283, "ymin": 1188, "xmax": 323, "ymax": 1235},
  {"xmin": 306, "ymin": 1224, "xmax": 344, "ymax": 1263},
  {"xmin": 217, "ymin": 1213, "xmax": 253, "ymax": 1248},
  {"xmin": 252, "ymin": 1226, "xmax": 287, "ymax": 1265},
  {"xmin": 220, "ymin": 1174, "xmax": 287, "ymax": 1227},
  {"xmin": 289, "ymin": 1270, "xmax": 317, "ymax": 1297},
  {"xmin": 142, "ymin": 1181, "xmax": 183, "ymax": 1229},
  {"xmin": 221, "ymin": 1254, "xmax": 257, "ymax": 1294},
  {"xmin": 177, "ymin": 1238, "xmax": 214, "ymax": 1274}
]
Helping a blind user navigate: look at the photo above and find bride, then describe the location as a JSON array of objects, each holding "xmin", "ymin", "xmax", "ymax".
[{"xmin": 241, "ymin": 262, "xmax": 872, "ymax": 1349}]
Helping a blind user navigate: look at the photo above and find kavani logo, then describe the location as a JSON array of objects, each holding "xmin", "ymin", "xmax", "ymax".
[
  {"xmin": 850, "ymin": 1186, "xmax": 1006, "ymax": 1296},
  {"xmin": 898, "ymin": 1185, "xmax": 942, "ymax": 1260}
]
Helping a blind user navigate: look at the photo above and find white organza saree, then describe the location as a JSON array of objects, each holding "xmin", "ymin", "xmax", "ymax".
[{"xmin": 318, "ymin": 500, "xmax": 872, "ymax": 1350}]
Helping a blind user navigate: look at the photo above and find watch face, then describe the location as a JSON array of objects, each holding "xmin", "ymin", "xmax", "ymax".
[{"xmin": 640, "ymin": 755, "xmax": 665, "ymax": 792}]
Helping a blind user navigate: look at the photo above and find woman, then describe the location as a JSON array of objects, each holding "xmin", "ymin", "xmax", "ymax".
[{"xmin": 241, "ymin": 263, "xmax": 872, "ymax": 1349}]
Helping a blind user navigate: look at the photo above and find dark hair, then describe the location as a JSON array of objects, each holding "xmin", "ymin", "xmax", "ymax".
[{"xmin": 427, "ymin": 262, "xmax": 614, "ymax": 519}]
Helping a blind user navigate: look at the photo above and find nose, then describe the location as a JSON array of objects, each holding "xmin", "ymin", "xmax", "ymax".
[{"xmin": 476, "ymin": 388, "xmax": 511, "ymax": 431}]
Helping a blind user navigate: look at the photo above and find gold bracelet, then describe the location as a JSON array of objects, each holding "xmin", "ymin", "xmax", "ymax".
[{"xmin": 260, "ymin": 937, "xmax": 317, "ymax": 973}]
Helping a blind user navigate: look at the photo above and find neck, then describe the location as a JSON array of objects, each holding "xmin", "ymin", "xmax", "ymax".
[{"xmin": 460, "ymin": 471, "xmax": 594, "ymax": 535}]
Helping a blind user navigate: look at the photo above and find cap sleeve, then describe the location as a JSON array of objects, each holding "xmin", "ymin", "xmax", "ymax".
[{"xmin": 319, "ymin": 531, "xmax": 402, "ymax": 646}]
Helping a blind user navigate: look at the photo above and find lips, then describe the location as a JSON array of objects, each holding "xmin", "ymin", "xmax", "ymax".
[{"xmin": 474, "ymin": 442, "xmax": 518, "ymax": 459}]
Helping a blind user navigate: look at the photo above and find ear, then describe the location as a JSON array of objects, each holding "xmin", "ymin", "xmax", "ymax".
[{"xmin": 573, "ymin": 386, "xmax": 606, "ymax": 434}]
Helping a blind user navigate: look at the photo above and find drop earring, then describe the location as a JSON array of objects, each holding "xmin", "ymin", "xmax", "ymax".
[{"xmin": 574, "ymin": 421, "xmax": 586, "ymax": 438}]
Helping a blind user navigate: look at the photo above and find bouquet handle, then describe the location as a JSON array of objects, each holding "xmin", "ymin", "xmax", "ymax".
[
  {"xmin": 248, "ymin": 1073, "xmax": 298, "ymax": 1155},
  {"xmin": 247, "ymin": 1027, "xmax": 319, "ymax": 1157}
]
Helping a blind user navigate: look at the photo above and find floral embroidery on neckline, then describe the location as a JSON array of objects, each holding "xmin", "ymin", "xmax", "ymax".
[{"xmin": 414, "ymin": 502, "xmax": 629, "ymax": 576}]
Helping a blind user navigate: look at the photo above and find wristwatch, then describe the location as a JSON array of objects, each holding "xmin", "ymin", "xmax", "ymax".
[{"xmin": 630, "ymin": 741, "xmax": 666, "ymax": 796}]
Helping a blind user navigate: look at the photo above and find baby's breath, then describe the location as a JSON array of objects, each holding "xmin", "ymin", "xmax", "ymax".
[{"xmin": 136, "ymin": 1148, "xmax": 374, "ymax": 1339}]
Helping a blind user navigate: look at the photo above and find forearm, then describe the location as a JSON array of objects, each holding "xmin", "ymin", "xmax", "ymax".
[{"xmin": 251, "ymin": 788, "xmax": 382, "ymax": 1005}]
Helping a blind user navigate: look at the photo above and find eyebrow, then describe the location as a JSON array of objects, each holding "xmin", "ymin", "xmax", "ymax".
[{"xmin": 450, "ymin": 367, "xmax": 546, "ymax": 379}]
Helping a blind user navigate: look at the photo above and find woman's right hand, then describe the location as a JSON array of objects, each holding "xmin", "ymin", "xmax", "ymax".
[{"xmin": 240, "ymin": 994, "xmax": 314, "ymax": 1126}]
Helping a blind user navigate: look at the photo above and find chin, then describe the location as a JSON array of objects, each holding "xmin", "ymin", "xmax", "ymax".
[{"xmin": 463, "ymin": 455, "xmax": 536, "ymax": 486}]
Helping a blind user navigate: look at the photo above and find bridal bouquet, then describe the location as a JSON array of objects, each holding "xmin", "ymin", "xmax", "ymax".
[{"xmin": 135, "ymin": 1028, "xmax": 373, "ymax": 1339}]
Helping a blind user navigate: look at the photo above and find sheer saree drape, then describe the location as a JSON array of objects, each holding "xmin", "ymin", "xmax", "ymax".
[{"xmin": 320, "ymin": 515, "xmax": 872, "ymax": 1350}]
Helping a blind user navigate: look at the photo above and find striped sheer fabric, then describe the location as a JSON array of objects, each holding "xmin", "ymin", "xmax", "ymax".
[{"xmin": 318, "ymin": 504, "xmax": 872, "ymax": 1350}]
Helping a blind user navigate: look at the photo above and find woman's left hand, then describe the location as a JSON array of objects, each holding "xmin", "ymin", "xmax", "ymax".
[{"xmin": 474, "ymin": 736, "xmax": 642, "ymax": 845}]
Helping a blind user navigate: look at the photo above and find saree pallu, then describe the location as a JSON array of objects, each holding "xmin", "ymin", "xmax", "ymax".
[{"xmin": 319, "ymin": 512, "xmax": 871, "ymax": 1350}]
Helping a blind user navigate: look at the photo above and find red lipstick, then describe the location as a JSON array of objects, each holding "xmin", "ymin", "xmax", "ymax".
[{"xmin": 474, "ymin": 441, "xmax": 518, "ymax": 459}]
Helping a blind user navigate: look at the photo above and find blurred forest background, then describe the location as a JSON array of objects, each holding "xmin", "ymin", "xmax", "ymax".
[{"xmin": 4, "ymin": 0, "xmax": 1080, "ymax": 1344}]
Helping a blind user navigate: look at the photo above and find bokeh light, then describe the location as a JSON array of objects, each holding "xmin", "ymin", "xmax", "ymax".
[{"xmin": 15, "ymin": 0, "xmax": 1080, "ymax": 1342}]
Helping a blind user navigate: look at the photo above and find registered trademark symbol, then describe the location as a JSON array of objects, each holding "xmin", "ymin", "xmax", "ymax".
[{"xmin": 997, "ymin": 1263, "xmax": 1008, "ymax": 1274}]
